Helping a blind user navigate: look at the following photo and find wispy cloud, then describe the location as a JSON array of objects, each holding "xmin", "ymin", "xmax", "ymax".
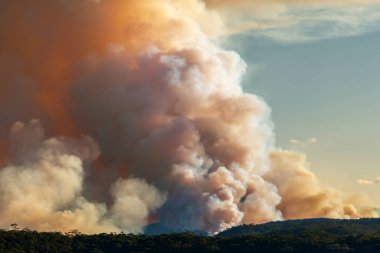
[
  {"xmin": 307, "ymin": 137, "xmax": 318, "ymax": 144},
  {"xmin": 290, "ymin": 137, "xmax": 318, "ymax": 147},
  {"xmin": 250, "ymin": 6, "xmax": 380, "ymax": 43},
  {"xmin": 357, "ymin": 177, "xmax": 380, "ymax": 186},
  {"xmin": 205, "ymin": 0, "xmax": 380, "ymax": 43}
]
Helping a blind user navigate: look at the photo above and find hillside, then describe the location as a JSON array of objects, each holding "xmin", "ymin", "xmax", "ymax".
[
  {"xmin": 218, "ymin": 218, "xmax": 380, "ymax": 237},
  {"xmin": 2, "ymin": 219, "xmax": 380, "ymax": 252}
]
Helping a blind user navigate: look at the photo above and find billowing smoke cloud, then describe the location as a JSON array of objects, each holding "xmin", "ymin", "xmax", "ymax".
[
  {"xmin": 0, "ymin": 120, "xmax": 165, "ymax": 233},
  {"xmin": 0, "ymin": 0, "xmax": 377, "ymax": 234},
  {"xmin": 266, "ymin": 151, "xmax": 375, "ymax": 219}
]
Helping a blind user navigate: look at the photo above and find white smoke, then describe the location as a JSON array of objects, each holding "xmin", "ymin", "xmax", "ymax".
[
  {"xmin": 0, "ymin": 120, "xmax": 165, "ymax": 234},
  {"xmin": 0, "ymin": 0, "xmax": 377, "ymax": 234}
]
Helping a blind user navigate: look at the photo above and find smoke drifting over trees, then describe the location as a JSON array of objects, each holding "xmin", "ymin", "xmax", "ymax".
[{"xmin": 0, "ymin": 0, "xmax": 377, "ymax": 234}]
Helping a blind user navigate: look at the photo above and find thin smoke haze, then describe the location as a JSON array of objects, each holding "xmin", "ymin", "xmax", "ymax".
[{"xmin": 0, "ymin": 0, "xmax": 377, "ymax": 234}]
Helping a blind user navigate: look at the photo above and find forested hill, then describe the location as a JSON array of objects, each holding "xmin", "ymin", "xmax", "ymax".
[
  {"xmin": 2, "ymin": 219, "xmax": 380, "ymax": 252},
  {"xmin": 218, "ymin": 218, "xmax": 380, "ymax": 237}
]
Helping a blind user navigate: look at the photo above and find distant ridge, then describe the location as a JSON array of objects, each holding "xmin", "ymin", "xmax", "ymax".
[
  {"xmin": 145, "ymin": 218, "xmax": 380, "ymax": 237},
  {"xmin": 144, "ymin": 223, "xmax": 207, "ymax": 236},
  {"xmin": 218, "ymin": 218, "xmax": 380, "ymax": 237}
]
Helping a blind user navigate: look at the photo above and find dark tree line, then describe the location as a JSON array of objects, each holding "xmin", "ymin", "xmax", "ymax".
[
  {"xmin": 1, "ymin": 228, "xmax": 380, "ymax": 253},
  {"xmin": 2, "ymin": 219, "xmax": 380, "ymax": 252}
]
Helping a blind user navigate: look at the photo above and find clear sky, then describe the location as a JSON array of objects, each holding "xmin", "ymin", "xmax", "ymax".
[{"xmin": 227, "ymin": 29, "xmax": 380, "ymax": 205}]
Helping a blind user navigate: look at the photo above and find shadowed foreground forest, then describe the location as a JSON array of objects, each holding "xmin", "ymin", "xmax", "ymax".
[{"xmin": 2, "ymin": 219, "xmax": 380, "ymax": 252}]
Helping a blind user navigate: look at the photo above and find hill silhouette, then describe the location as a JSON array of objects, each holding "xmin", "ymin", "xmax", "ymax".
[
  {"xmin": 2, "ymin": 218, "xmax": 380, "ymax": 252},
  {"xmin": 218, "ymin": 218, "xmax": 380, "ymax": 237}
]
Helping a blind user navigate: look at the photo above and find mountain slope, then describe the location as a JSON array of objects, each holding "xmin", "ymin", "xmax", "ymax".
[{"xmin": 218, "ymin": 218, "xmax": 380, "ymax": 237}]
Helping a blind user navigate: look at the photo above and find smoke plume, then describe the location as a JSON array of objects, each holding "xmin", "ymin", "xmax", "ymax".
[{"xmin": 0, "ymin": 0, "xmax": 377, "ymax": 234}]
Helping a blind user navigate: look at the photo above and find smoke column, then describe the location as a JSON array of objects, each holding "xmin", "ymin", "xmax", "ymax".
[{"xmin": 0, "ymin": 0, "xmax": 377, "ymax": 234}]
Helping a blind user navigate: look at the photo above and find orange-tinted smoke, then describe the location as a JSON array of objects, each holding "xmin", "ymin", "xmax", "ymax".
[
  {"xmin": 0, "ymin": 0, "xmax": 222, "ymax": 137},
  {"xmin": 0, "ymin": 0, "xmax": 378, "ymax": 234}
]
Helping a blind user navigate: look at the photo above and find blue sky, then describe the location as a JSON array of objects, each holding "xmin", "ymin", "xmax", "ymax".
[{"xmin": 227, "ymin": 29, "xmax": 380, "ymax": 205}]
